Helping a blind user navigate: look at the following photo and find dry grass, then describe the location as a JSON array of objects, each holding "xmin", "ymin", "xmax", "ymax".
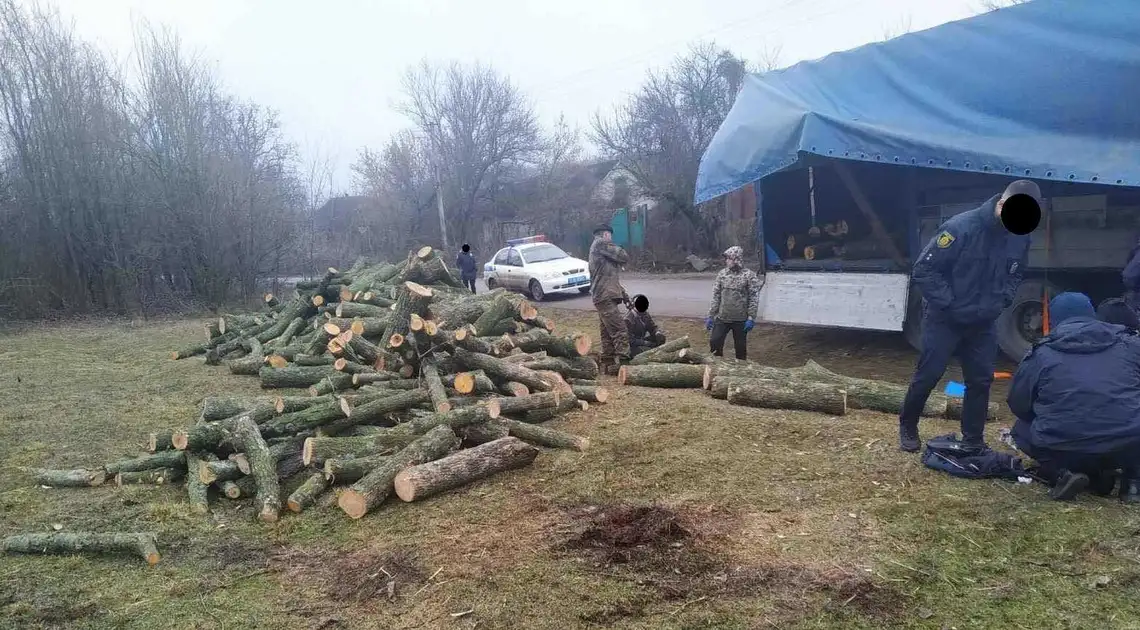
[{"xmin": 1, "ymin": 310, "xmax": 1139, "ymax": 629}]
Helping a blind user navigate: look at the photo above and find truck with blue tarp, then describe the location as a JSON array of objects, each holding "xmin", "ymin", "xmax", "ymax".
[{"xmin": 695, "ymin": 0, "xmax": 1140, "ymax": 361}]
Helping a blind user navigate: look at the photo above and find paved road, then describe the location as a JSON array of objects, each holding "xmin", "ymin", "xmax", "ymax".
[{"xmin": 479, "ymin": 273, "xmax": 715, "ymax": 318}]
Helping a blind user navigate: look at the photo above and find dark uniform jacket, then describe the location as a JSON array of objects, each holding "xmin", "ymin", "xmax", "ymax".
[
  {"xmin": 1007, "ymin": 318, "xmax": 1140, "ymax": 454},
  {"xmin": 624, "ymin": 310, "xmax": 660, "ymax": 341},
  {"xmin": 589, "ymin": 238, "xmax": 628, "ymax": 305},
  {"xmin": 455, "ymin": 252, "xmax": 478, "ymax": 280},
  {"xmin": 1122, "ymin": 241, "xmax": 1140, "ymax": 311},
  {"xmin": 912, "ymin": 196, "xmax": 1031, "ymax": 325}
]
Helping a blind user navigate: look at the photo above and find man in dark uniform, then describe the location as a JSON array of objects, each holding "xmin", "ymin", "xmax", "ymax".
[
  {"xmin": 898, "ymin": 180, "xmax": 1040, "ymax": 452},
  {"xmin": 1008, "ymin": 292, "xmax": 1140, "ymax": 502},
  {"xmin": 589, "ymin": 225, "xmax": 631, "ymax": 375},
  {"xmin": 456, "ymin": 244, "xmax": 478, "ymax": 293}
]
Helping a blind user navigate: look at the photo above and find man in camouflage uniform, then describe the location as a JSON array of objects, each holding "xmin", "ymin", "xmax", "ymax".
[
  {"xmin": 589, "ymin": 225, "xmax": 631, "ymax": 375},
  {"xmin": 706, "ymin": 246, "xmax": 761, "ymax": 360},
  {"xmin": 625, "ymin": 294, "xmax": 666, "ymax": 356}
]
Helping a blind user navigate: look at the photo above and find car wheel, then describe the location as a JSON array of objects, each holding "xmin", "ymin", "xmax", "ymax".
[
  {"xmin": 486, "ymin": 278, "xmax": 498, "ymax": 291},
  {"xmin": 578, "ymin": 286, "xmax": 590, "ymax": 294},
  {"xmin": 529, "ymin": 280, "xmax": 545, "ymax": 302},
  {"xmin": 997, "ymin": 280, "xmax": 1062, "ymax": 362}
]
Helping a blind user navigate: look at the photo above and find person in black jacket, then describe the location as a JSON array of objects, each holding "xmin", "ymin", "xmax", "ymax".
[
  {"xmin": 1008, "ymin": 292, "xmax": 1140, "ymax": 502},
  {"xmin": 898, "ymin": 180, "xmax": 1038, "ymax": 453},
  {"xmin": 456, "ymin": 244, "xmax": 478, "ymax": 293},
  {"xmin": 1122, "ymin": 238, "xmax": 1140, "ymax": 315}
]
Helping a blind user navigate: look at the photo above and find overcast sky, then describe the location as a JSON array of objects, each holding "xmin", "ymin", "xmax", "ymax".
[{"xmin": 46, "ymin": 0, "xmax": 982, "ymax": 192}]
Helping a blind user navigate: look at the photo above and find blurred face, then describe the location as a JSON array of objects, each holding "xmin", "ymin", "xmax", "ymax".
[{"xmin": 597, "ymin": 231, "xmax": 612, "ymax": 242}]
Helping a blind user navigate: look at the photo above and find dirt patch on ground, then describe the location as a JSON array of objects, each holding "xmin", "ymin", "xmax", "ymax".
[
  {"xmin": 273, "ymin": 546, "xmax": 427, "ymax": 604},
  {"xmin": 556, "ymin": 502, "xmax": 902, "ymax": 622}
]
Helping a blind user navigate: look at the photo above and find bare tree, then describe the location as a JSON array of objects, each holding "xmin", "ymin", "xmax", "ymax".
[
  {"xmin": 351, "ymin": 130, "xmax": 438, "ymax": 258},
  {"xmin": 979, "ymin": 0, "xmax": 1030, "ymax": 11},
  {"xmin": 881, "ymin": 15, "xmax": 914, "ymax": 41},
  {"xmin": 398, "ymin": 61, "xmax": 541, "ymax": 252},
  {"xmin": 756, "ymin": 43, "xmax": 783, "ymax": 73},
  {"xmin": 592, "ymin": 43, "xmax": 749, "ymax": 253}
]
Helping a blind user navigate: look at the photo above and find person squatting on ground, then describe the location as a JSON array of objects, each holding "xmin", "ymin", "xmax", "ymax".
[
  {"xmin": 456, "ymin": 244, "xmax": 478, "ymax": 293},
  {"xmin": 625, "ymin": 294, "xmax": 666, "ymax": 356},
  {"xmin": 589, "ymin": 224, "xmax": 632, "ymax": 375},
  {"xmin": 1007, "ymin": 292, "xmax": 1140, "ymax": 503},
  {"xmin": 706, "ymin": 246, "xmax": 761, "ymax": 360},
  {"xmin": 898, "ymin": 180, "xmax": 1038, "ymax": 453}
]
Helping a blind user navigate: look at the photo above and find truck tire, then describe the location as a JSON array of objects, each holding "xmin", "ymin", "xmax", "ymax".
[
  {"xmin": 903, "ymin": 288, "xmax": 924, "ymax": 352},
  {"xmin": 996, "ymin": 280, "xmax": 1062, "ymax": 362}
]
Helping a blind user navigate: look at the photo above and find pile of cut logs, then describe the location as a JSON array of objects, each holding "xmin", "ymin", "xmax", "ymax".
[
  {"xmin": 11, "ymin": 248, "xmax": 607, "ymax": 564},
  {"xmin": 618, "ymin": 336, "xmax": 998, "ymax": 421}
]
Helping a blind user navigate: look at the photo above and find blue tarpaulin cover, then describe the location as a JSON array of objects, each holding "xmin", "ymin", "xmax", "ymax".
[{"xmin": 695, "ymin": 0, "xmax": 1140, "ymax": 204}]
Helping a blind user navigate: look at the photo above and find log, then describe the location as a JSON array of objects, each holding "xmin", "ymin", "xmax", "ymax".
[
  {"xmin": 726, "ymin": 380, "xmax": 848, "ymax": 415},
  {"xmin": 274, "ymin": 395, "xmax": 328, "ymax": 413},
  {"xmin": 199, "ymin": 458, "xmax": 244, "ymax": 485},
  {"xmin": 506, "ymin": 328, "xmax": 591, "ymax": 358},
  {"xmin": 232, "ymin": 415, "xmax": 282, "ymax": 523},
  {"xmin": 308, "ymin": 373, "xmax": 356, "ymax": 396},
  {"xmin": 184, "ymin": 452, "xmax": 211, "ymax": 514},
  {"xmin": 259, "ymin": 400, "xmax": 345, "ymax": 439},
  {"xmin": 115, "ymin": 467, "xmax": 185, "ymax": 486},
  {"xmin": 338, "ymin": 425, "xmax": 460, "ymax": 519},
  {"xmin": 618, "ymin": 364, "xmax": 706, "ymax": 388},
  {"xmin": 521, "ymin": 357, "xmax": 600, "ymax": 381},
  {"xmin": 497, "ymin": 417, "xmax": 589, "ymax": 451},
  {"xmin": 803, "ymin": 241, "xmax": 840, "ymax": 261},
  {"xmin": 394, "ymin": 437, "xmax": 539, "ymax": 502},
  {"xmin": 287, "ymin": 473, "xmax": 331, "ymax": 513},
  {"xmin": 797, "ymin": 360, "xmax": 948, "ymax": 418},
  {"xmin": 201, "ymin": 396, "xmax": 274, "ymax": 422},
  {"xmin": 323, "ymin": 453, "xmax": 392, "ymax": 483},
  {"xmin": 309, "ymin": 402, "xmax": 499, "ymax": 463},
  {"xmin": 383, "ymin": 281, "xmax": 434, "ymax": 348},
  {"xmin": 503, "ymin": 351, "xmax": 548, "ymax": 364},
  {"xmin": 172, "ymin": 405, "xmax": 277, "ymax": 452},
  {"xmin": 222, "ymin": 476, "xmax": 257, "ymax": 499},
  {"xmin": 343, "ymin": 388, "xmax": 431, "ymax": 424},
  {"xmin": 333, "ymin": 358, "xmax": 374, "ymax": 374},
  {"xmin": 146, "ymin": 431, "xmax": 175, "ymax": 453},
  {"xmin": 499, "ymin": 382, "xmax": 530, "ymax": 397},
  {"xmin": 494, "ymin": 392, "xmax": 560, "ymax": 415},
  {"xmin": 400, "ymin": 246, "xmax": 463, "ymax": 287},
  {"xmin": 303, "ymin": 436, "xmax": 398, "ymax": 467},
  {"xmin": 255, "ymin": 298, "xmax": 315, "ymax": 344},
  {"xmin": 227, "ymin": 338, "xmax": 266, "ymax": 375},
  {"xmin": 26, "ymin": 468, "xmax": 107, "ymax": 487},
  {"xmin": 444, "ymin": 371, "xmax": 494, "ymax": 395},
  {"xmin": 1, "ymin": 532, "xmax": 161, "ymax": 566},
  {"xmin": 325, "ymin": 316, "xmax": 391, "ymax": 338},
  {"xmin": 571, "ymin": 385, "xmax": 609, "ymax": 403},
  {"xmin": 473, "ymin": 295, "xmax": 516, "ymax": 337},
  {"xmin": 459, "ymin": 419, "xmax": 511, "ymax": 446},
  {"xmin": 171, "ymin": 343, "xmax": 209, "ymax": 360},
  {"xmin": 453, "ymin": 347, "xmax": 553, "ymax": 392},
  {"xmin": 293, "ymin": 354, "xmax": 335, "ymax": 366},
  {"xmin": 104, "ymin": 451, "xmax": 186, "ymax": 476},
  {"xmin": 336, "ymin": 302, "xmax": 390, "ymax": 319},
  {"xmin": 568, "ymin": 379, "xmax": 599, "ymax": 387},
  {"xmin": 945, "ymin": 397, "xmax": 1000, "ymax": 423},
  {"xmin": 421, "ymin": 359, "xmax": 451, "ymax": 413},
  {"xmin": 629, "ymin": 336, "xmax": 691, "ymax": 365},
  {"xmin": 259, "ymin": 366, "xmax": 339, "ymax": 389}
]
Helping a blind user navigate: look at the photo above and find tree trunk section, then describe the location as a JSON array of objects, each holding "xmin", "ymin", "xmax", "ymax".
[
  {"xmin": 945, "ymin": 397, "xmax": 999, "ymax": 422},
  {"xmin": 184, "ymin": 453, "xmax": 211, "ymax": 514},
  {"xmin": 506, "ymin": 328, "xmax": 591, "ymax": 358},
  {"xmin": 726, "ymin": 380, "xmax": 848, "ymax": 415},
  {"xmin": 26, "ymin": 468, "xmax": 106, "ymax": 487},
  {"xmin": 338, "ymin": 425, "xmax": 460, "ymax": 519},
  {"xmin": 571, "ymin": 386, "xmax": 609, "ymax": 403},
  {"xmin": 287, "ymin": 473, "xmax": 331, "ymax": 513},
  {"xmin": 618, "ymin": 364, "xmax": 706, "ymax": 388},
  {"xmin": 522, "ymin": 356, "xmax": 600, "ymax": 380},
  {"xmin": 259, "ymin": 366, "xmax": 339, "ymax": 389},
  {"xmin": 2, "ymin": 532, "xmax": 161, "ymax": 566},
  {"xmin": 104, "ymin": 451, "xmax": 186, "ymax": 476},
  {"xmin": 394, "ymin": 437, "xmax": 538, "ymax": 502},
  {"xmin": 232, "ymin": 415, "xmax": 282, "ymax": 523},
  {"xmin": 494, "ymin": 392, "xmax": 560, "ymax": 415},
  {"xmin": 797, "ymin": 360, "xmax": 948, "ymax": 417},
  {"xmin": 323, "ymin": 453, "xmax": 392, "ymax": 483},
  {"xmin": 421, "ymin": 359, "xmax": 451, "ymax": 413},
  {"xmin": 497, "ymin": 418, "xmax": 589, "ymax": 451},
  {"xmin": 383, "ymin": 281, "xmax": 434, "ymax": 349},
  {"xmin": 115, "ymin": 468, "xmax": 185, "ymax": 485},
  {"xmin": 453, "ymin": 347, "xmax": 553, "ymax": 392},
  {"xmin": 629, "ymin": 336, "xmax": 691, "ymax": 365}
]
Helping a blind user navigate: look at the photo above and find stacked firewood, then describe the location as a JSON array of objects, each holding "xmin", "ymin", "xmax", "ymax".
[
  {"xmin": 12, "ymin": 248, "xmax": 608, "ymax": 562},
  {"xmin": 618, "ymin": 338, "xmax": 997, "ymax": 421}
]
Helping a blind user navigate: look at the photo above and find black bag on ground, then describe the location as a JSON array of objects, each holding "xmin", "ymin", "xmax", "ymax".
[{"xmin": 921, "ymin": 433, "xmax": 1026, "ymax": 480}]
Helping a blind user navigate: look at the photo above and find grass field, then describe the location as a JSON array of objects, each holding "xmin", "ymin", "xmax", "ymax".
[{"xmin": 2, "ymin": 310, "xmax": 1140, "ymax": 629}]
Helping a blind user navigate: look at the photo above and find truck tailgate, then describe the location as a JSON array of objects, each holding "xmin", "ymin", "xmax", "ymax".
[{"xmin": 759, "ymin": 271, "xmax": 910, "ymax": 332}]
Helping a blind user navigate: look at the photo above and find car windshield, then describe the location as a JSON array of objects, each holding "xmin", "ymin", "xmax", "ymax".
[{"xmin": 521, "ymin": 244, "xmax": 569, "ymax": 264}]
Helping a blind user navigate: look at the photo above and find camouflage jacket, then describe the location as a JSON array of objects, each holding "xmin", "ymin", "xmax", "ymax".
[
  {"xmin": 589, "ymin": 238, "xmax": 629, "ymax": 304},
  {"xmin": 708, "ymin": 267, "xmax": 761, "ymax": 322},
  {"xmin": 624, "ymin": 310, "xmax": 660, "ymax": 340}
]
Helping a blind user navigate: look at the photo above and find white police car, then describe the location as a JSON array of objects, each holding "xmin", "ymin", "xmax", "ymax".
[{"xmin": 483, "ymin": 236, "xmax": 590, "ymax": 302}]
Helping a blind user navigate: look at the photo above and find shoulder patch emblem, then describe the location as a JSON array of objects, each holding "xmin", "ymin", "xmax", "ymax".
[{"xmin": 936, "ymin": 231, "xmax": 956, "ymax": 249}]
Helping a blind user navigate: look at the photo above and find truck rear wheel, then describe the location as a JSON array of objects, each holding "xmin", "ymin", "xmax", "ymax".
[
  {"xmin": 997, "ymin": 280, "xmax": 1062, "ymax": 362},
  {"xmin": 903, "ymin": 288, "xmax": 924, "ymax": 352}
]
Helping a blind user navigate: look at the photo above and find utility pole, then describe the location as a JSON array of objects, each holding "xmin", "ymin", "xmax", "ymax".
[{"xmin": 426, "ymin": 121, "xmax": 450, "ymax": 251}]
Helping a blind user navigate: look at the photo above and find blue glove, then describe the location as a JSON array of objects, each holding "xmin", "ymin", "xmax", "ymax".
[
  {"xmin": 744, "ymin": 318, "xmax": 755, "ymax": 333},
  {"xmin": 705, "ymin": 317, "xmax": 714, "ymax": 331}
]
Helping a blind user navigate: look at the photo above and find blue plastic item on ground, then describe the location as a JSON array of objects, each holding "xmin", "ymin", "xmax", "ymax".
[{"xmin": 944, "ymin": 381, "xmax": 966, "ymax": 398}]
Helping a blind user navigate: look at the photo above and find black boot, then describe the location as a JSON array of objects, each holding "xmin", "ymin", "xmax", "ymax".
[
  {"xmin": 899, "ymin": 423, "xmax": 920, "ymax": 453},
  {"xmin": 1049, "ymin": 470, "xmax": 1090, "ymax": 501},
  {"xmin": 1120, "ymin": 478, "xmax": 1140, "ymax": 504},
  {"xmin": 1089, "ymin": 471, "xmax": 1119, "ymax": 497}
]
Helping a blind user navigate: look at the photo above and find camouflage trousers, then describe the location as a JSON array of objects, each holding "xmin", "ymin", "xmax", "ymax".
[{"xmin": 595, "ymin": 299, "xmax": 630, "ymax": 362}]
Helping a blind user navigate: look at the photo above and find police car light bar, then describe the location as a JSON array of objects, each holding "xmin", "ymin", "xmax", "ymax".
[{"xmin": 506, "ymin": 235, "xmax": 547, "ymax": 246}]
